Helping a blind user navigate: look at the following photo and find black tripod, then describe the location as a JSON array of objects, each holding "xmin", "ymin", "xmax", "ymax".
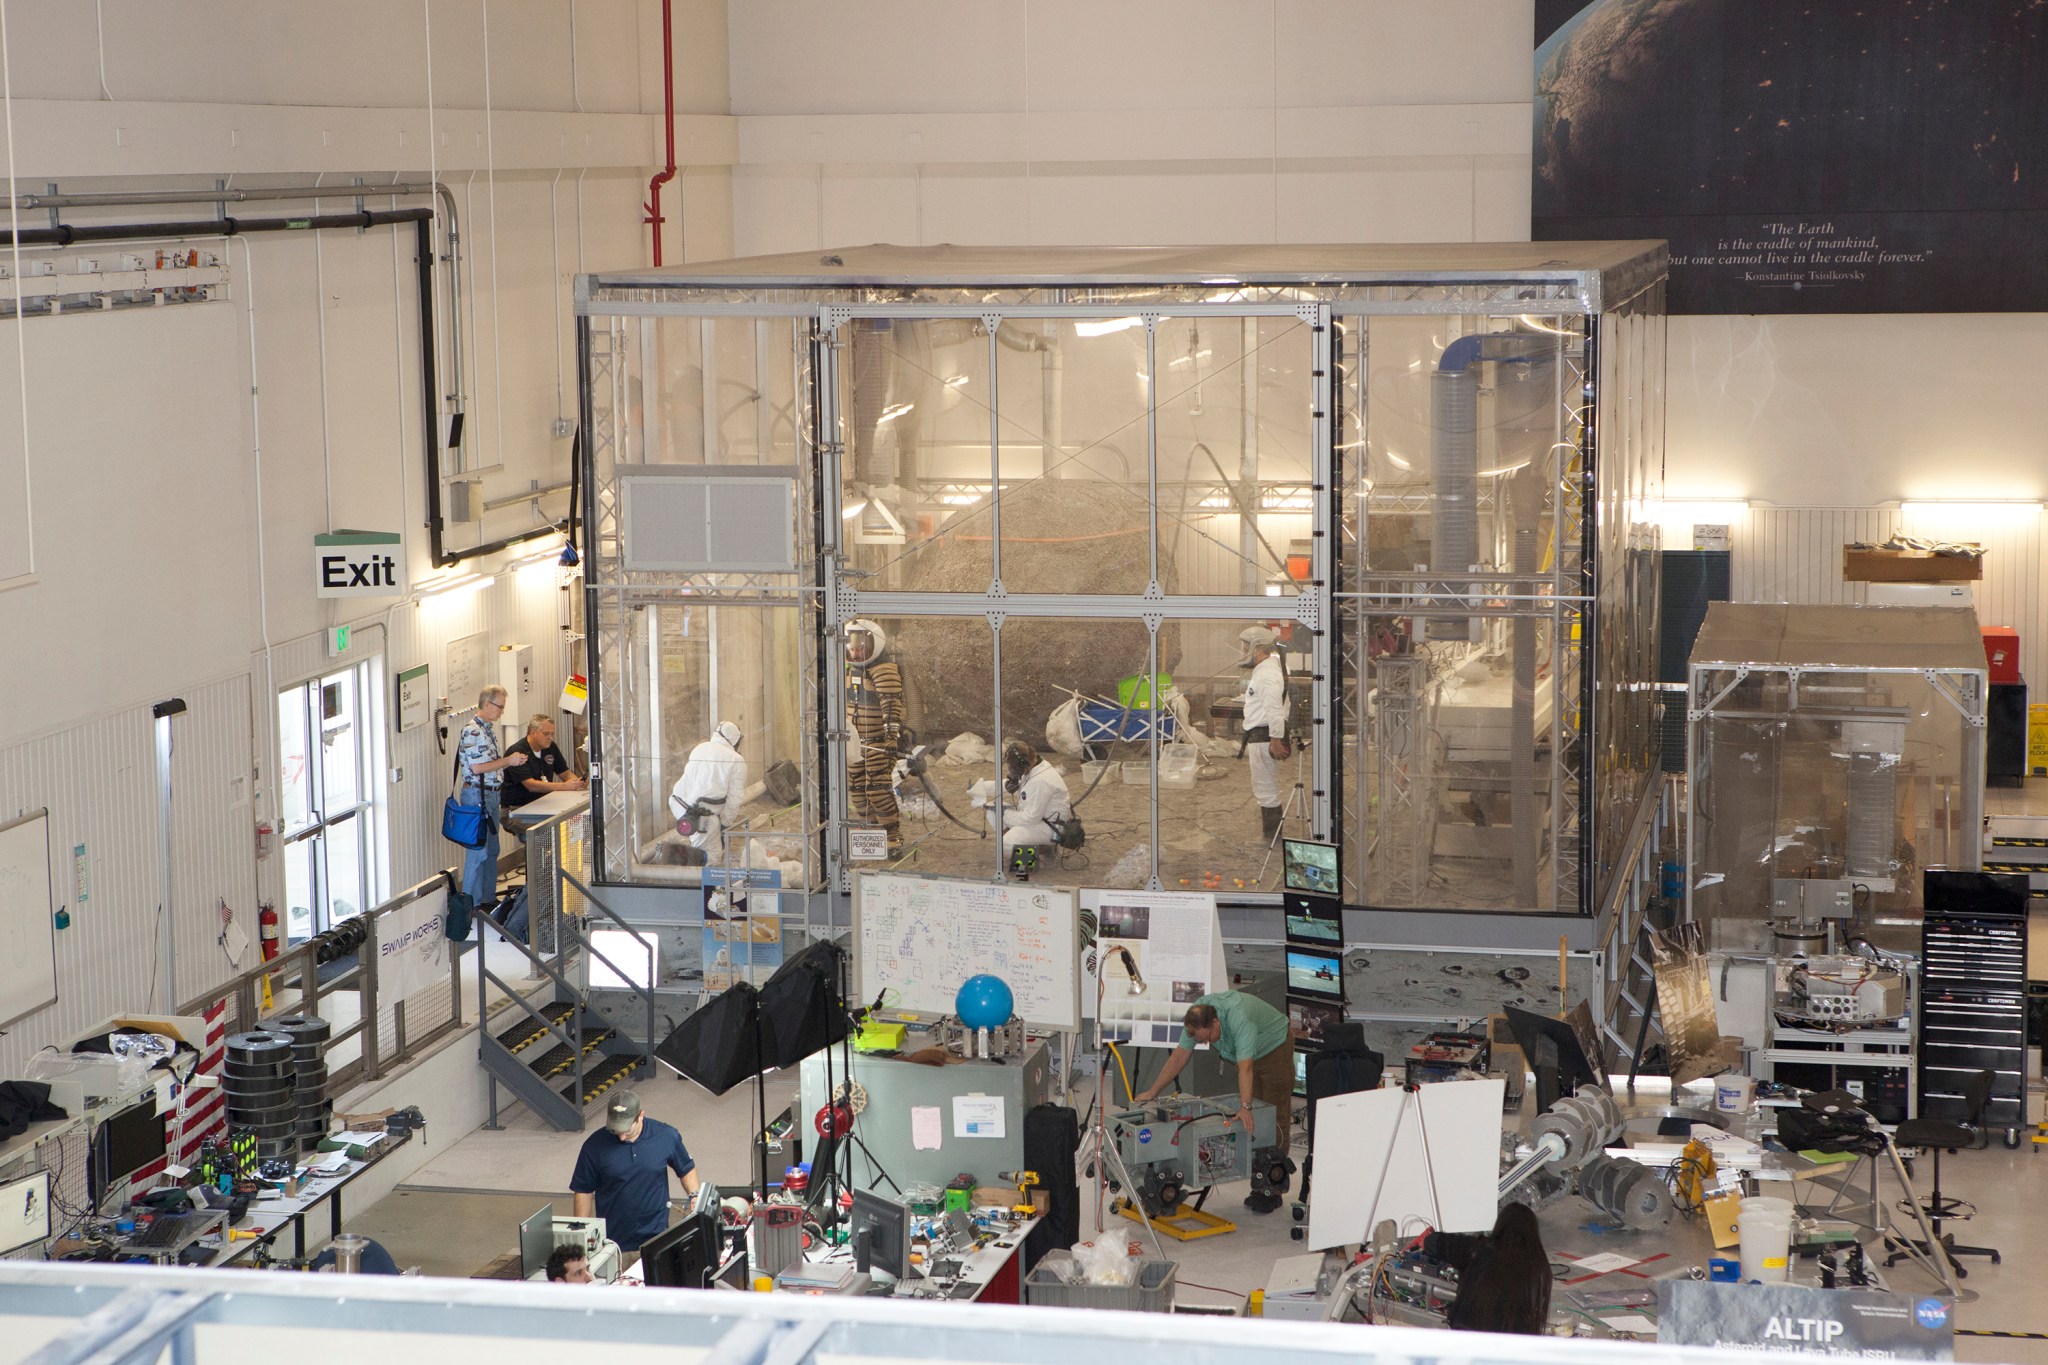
[{"xmin": 817, "ymin": 950, "xmax": 900, "ymax": 1212}]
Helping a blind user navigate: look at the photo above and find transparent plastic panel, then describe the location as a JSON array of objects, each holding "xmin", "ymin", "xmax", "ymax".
[
  {"xmin": 1348, "ymin": 314, "xmax": 1576, "ymax": 913},
  {"xmin": 1691, "ymin": 666, "xmax": 1978, "ymax": 952},
  {"xmin": 1150, "ymin": 316, "xmax": 1316, "ymax": 599},
  {"xmin": 605, "ymin": 601, "xmax": 815, "ymax": 888},
  {"xmin": 838, "ymin": 318, "xmax": 993, "ymax": 592},
  {"xmin": 639, "ymin": 316, "xmax": 803, "ymax": 466},
  {"xmin": 994, "ymin": 319, "xmax": 1156, "ymax": 596},
  {"xmin": 837, "ymin": 615, "xmax": 997, "ymax": 872},
  {"xmin": 1154, "ymin": 616, "xmax": 1313, "ymax": 894}
]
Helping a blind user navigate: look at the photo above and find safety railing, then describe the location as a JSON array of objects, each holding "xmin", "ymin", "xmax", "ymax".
[{"xmin": 177, "ymin": 870, "xmax": 466, "ymax": 1094}]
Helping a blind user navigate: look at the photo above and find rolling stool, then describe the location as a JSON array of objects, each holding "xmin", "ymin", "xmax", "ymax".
[{"xmin": 1886, "ymin": 1069, "xmax": 2000, "ymax": 1276}]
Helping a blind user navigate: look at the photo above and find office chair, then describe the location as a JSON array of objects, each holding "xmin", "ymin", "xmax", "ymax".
[{"xmin": 1886, "ymin": 1068, "xmax": 2000, "ymax": 1275}]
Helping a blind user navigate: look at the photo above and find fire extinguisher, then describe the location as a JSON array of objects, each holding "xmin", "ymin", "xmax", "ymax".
[{"xmin": 259, "ymin": 902, "xmax": 280, "ymax": 962}]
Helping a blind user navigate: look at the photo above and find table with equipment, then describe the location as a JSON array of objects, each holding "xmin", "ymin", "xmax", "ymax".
[{"xmin": 201, "ymin": 1128, "xmax": 413, "ymax": 1266}]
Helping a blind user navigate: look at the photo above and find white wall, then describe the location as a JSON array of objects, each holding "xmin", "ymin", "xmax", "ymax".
[
  {"xmin": 0, "ymin": 1, "xmax": 737, "ymax": 1066},
  {"xmin": 726, "ymin": 0, "xmax": 1534, "ymax": 251}
]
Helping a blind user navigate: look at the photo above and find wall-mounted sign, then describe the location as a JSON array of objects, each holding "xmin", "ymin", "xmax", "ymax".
[
  {"xmin": 315, "ymin": 531, "xmax": 403, "ymax": 598},
  {"xmin": 1659, "ymin": 1281, "xmax": 1953, "ymax": 1360},
  {"xmin": 395, "ymin": 664, "xmax": 431, "ymax": 734}
]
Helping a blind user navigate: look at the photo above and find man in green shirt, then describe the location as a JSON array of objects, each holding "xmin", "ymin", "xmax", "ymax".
[{"xmin": 1133, "ymin": 990, "xmax": 1296, "ymax": 1209}]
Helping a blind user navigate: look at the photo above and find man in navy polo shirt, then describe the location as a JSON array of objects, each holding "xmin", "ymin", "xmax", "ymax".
[{"xmin": 570, "ymin": 1091, "xmax": 701, "ymax": 1253}]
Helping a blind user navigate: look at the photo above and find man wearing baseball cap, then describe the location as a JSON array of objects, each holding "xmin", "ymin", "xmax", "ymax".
[{"xmin": 569, "ymin": 1091, "xmax": 702, "ymax": 1253}]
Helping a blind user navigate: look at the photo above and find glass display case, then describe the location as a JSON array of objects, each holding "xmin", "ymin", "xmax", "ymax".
[
  {"xmin": 576, "ymin": 243, "xmax": 1667, "ymax": 915},
  {"xmin": 1685, "ymin": 603, "xmax": 1987, "ymax": 951}
]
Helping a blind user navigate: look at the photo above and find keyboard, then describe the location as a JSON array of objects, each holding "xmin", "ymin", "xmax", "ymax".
[{"xmin": 131, "ymin": 1213, "xmax": 196, "ymax": 1248}]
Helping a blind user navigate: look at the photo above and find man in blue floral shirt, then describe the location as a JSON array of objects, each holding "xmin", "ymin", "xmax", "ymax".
[{"xmin": 457, "ymin": 684, "xmax": 530, "ymax": 924}]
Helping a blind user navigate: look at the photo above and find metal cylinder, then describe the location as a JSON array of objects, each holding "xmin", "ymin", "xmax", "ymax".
[{"xmin": 328, "ymin": 1234, "xmax": 369, "ymax": 1274}]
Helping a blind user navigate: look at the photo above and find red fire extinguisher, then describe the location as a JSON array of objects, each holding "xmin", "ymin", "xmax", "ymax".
[{"xmin": 259, "ymin": 902, "xmax": 280, "ymax": 962}]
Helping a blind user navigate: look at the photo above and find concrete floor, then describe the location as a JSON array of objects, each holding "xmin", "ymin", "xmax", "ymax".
[{"xmin": 334, "ymin": 775, "xmax": 2048, "ymax": 1356}]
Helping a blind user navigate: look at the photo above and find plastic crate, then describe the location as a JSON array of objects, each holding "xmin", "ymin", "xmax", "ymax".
[{"xmin": 1023, "ymin": 1258, "xmax": 1176, "ymax": 1312}]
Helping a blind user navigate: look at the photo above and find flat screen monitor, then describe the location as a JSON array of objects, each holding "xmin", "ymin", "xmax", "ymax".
[
  {"xmin": 639, "ymin": 1210, "xmax": 717, "ymax": 1289},
  {"xmin": 713, "ymin": 1243, "xmax": 751, "ymax": 1290},
  {"xmin": 1292, "ymin": 1048, "xmax": 1308, "ymax": 1098},
  {"xmin": 849, "ymin": 1187, "xmax": 911, "ymax": 1284},
  {"xmin": 1501, "ymin": 1005, "xmax": 1601, "ymax": 1113},
  {"xmin": 1287, "ymin": 998, "xmax": 1345, "ymax": 1047},
  {"xmin": 1285, "ymin": 948, "xmax": 1343, "ymax": 1000},
  {"xmin": 0, "ymin": 1169, "xmax": 51, "ymax": 1256},
  {"xmin": 1283, "ymin": 893, "xmax": 1341, "ymax": 945},
  {"xmin": 588, "ymin": 928, "xmax": 658, "ymax": 991},
  {"xmin": 1281, "ymin": 839, "xmax": 1340, "ymax": 897},
  {"xmin": 89, "ymin": 1099, "xmax": 167, "ymax": 1209},
  {"xmin": 518, "ymin": 1202, "xmax": 555, "ymax": 1280}
]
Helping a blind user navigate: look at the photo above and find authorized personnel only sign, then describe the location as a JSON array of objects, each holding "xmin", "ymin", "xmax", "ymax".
[{"xmin": 315, "ymin": 530, "xmax": 403, "ymax": 598}]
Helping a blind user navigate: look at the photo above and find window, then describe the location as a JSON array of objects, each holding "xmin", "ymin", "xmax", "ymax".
[{"xmin": 278, "ymin": 660, "xmax": 387, "ymax": 941}]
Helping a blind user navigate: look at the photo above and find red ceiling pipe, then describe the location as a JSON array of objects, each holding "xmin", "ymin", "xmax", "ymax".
[{"xmin": 643, "ymin": 0, "xmax": 677, "ymax": 265}]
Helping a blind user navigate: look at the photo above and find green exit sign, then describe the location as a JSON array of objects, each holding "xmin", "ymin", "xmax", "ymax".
[{"xmin": 326, "ymin": 625, "xmax": 350, "ymax": 657}]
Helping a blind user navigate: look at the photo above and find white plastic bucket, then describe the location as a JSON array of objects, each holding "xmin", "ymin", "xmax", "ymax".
[
  {"xmin": 1715, "ymin": 1073, "xmax": 1757, "ymax": 1114},
  {"xmin": 1736, "ymin": 1196, "xmax": 1794, "ymax": 1282}
]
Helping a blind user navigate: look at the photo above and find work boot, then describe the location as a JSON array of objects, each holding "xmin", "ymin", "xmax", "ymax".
[{"xmin": 1260, "ymin": 805, "xmax": 1282, "ymax": 841}]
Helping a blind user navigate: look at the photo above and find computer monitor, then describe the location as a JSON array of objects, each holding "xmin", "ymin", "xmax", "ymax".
[
  {"xmin": 639, "ymin": 1210, "xmax": 718, "ymax": 1289},
  {"xmin": 1501, "ymin": 1005, "xmax": 1602, "ymax": 1115},
  {"xmin": 0, "ymin": 1169, "xmax": 52, "ymax": 1256},
  {"xmin": 848, "ymin": 1187, "xmax": 911, "ymax": 1284},
  {"xmin": 1285, "ymin": 947, "xmax": 1343, "ymax": 1000},
  {"xmin": 1281, "ymin": 839, "xmax": 1340, "ymax": 897},
  {"xmin": 1287, "ymin": 997, "xmax": 1344, "ymax": 1047},
  {"xmin": 518, "ymin": 1202, "xmax": 555, "ymax": 1279},
  {"xmin": 1283, "ymin": 893, "xmax": 1341, "ymax": 945},
  {"xmin": 713, "ymin": 1242, "xmax": 751, "ymax": 1290},
  {"xmin": 89, "ymin": 1099, "xmax": 168, "ymax": 1209}
]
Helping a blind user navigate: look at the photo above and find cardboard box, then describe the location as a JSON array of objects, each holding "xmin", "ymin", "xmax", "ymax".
[{"xmin": 1842, "ymin": 545, "xmax": 1983, "ymax": 582}]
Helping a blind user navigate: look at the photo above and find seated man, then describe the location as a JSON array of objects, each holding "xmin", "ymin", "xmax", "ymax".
[{"xmin": 546, "ymin": 1244, "xmax": 595, "ymax": 1283}]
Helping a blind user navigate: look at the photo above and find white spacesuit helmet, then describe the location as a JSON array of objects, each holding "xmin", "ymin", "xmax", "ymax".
[
  {"xmin": 845, "ymin": 618, "xmax": 889, "ymax": 662},
  {"xmin": 1238, "ymin": 625, "xmax": 1279, "ymax": 666},
  {"xmin": 714, "ymin": 720, "xmax": 743, "ymax": 750}
]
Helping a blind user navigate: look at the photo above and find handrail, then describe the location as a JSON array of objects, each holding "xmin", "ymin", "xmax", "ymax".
[
  {"xmin": 177, "ymin": 869, "xmax": 466, "ymax": 1088},
  {"xmin": 564, "ymin": 869, "xmax": 659, "ymax": 1071}
]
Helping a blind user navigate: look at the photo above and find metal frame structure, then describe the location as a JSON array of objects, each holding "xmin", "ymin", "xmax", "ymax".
[{"xmin": 574, "ymin": 244, "xmax": 1665, "ymax": 920}]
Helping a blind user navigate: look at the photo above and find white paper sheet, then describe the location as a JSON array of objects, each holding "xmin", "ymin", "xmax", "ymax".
[
  {"xmin": 911, "ymin": 1106, "xmax": 943, "ymax": 1150},
  {"xmin": 1569, "ymin": 1252, "xmax": 1639, "ymax": 1274},
  {"xmin": 953, "ymin": 1094, "xmax": 1005, "ymax": 1139},
  {"xmin": 1602, "ymin": 1314, "xmax": 1659, "ymax": 1334}
]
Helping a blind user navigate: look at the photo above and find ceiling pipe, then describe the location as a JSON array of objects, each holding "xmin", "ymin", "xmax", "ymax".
[
  {"xmin": 643, "ymin": 0, "xmax": 677, "ymax": 266},
  {"xmin": 8, "ymin": 180, "xmax": 468, "ymax": 429}
]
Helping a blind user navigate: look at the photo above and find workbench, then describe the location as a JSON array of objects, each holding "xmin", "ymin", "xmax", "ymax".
[{"xmin": 201, "ymin": 1129, "xmax": 413, "ymax": 1266}]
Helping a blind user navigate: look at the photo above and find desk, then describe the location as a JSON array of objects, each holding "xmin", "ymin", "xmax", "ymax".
[
  {"xmin": 780, "ymin": 1212, "xmax": 1038, "ymax": 1304},
  {"xmin": 203, "ymin": 1129, "xmax": 413, "ymax": 1265}
]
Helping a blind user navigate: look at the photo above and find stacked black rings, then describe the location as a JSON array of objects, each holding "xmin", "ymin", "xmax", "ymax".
[
  {"xmin": 222, "ymin": 1031, "xmax": 299, "ymax": 1162},
  {"xmin": 270, "ymin": 1015, "xmax": 333, "ymax": 1152}
]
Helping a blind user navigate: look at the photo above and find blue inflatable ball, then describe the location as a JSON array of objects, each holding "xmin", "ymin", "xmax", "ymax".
[{"xmin": 955, "ymin": 974, "xmax": 1015, "ymax": 1031}]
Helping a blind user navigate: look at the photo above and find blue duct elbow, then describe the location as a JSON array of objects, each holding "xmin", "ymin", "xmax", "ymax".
[{"xmin": 1438, "ymin": 335, "xmax": 1485, "ymax": 373}]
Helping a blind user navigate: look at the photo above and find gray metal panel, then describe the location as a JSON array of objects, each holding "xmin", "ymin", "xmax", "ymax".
[
  {"xmin": 621, "ymin": 475, "xmax": 711, "ymax": 570},
  {"xmin": 1690, "ymin": 602, "xmax": 1990, "ymax": 673},
  {"xmin": 799, "ymin": 1042, "xmax": 1048, "ymax": 1191}
]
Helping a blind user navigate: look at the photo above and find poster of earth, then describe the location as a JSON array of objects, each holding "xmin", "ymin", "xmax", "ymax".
[{"xmin": 1534, "ymin": 0, "xmax": 2048, "ymax": 313}]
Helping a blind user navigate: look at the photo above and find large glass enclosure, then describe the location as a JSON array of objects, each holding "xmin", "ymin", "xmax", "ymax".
[
  {"xmin": 1686, "ymin": 603, "xmax": 1987, "ymax": 951},
  {"xmin": 578, "ymin": 244, "xmax": 1666, "ymax": 914}
]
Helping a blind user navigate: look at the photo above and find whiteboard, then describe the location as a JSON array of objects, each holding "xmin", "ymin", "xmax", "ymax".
[
  {"xmin": 854, "ymin": 872, "xmax": 1079, "ymax": 1032},
  {"xmin": 445, "ymin": 632, "xmax": 491, "ymax": 712},
  {"xmin": 0, "ymin": 810, "xmax": 58, "ymax": 1029}
]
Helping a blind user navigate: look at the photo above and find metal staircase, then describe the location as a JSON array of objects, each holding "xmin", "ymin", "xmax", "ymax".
[
  {"xmin": 1982, "ymin": 815, "xmax": 2048, "ymax": 903},
  {"xmin": 475, "ymin": 874, "xmax": 660, "ymax": 1132}
]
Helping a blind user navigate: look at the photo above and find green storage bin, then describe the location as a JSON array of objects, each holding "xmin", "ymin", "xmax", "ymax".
[{"xmin": 1115, "ymin": 673, "xmax": 1173, "ymax": 709}]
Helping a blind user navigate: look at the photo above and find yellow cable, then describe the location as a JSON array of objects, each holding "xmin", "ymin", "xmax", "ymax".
[{"xmin": 1108, "ymin": 1042, "xmax": 1137, "ymax": 1105}]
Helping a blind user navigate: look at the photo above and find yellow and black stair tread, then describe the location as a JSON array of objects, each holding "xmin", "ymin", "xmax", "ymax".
[
  {"xmin": 495, "ymin": 1000, "xmax": 578, "ymax": 1054},
  {"xmin": 569, "ymin": 1053, "xmax": 643, "ymax": 1106},
  {"xmin": 528, "ymin": 1029, "xmax": 617, "ymax": 1080}
]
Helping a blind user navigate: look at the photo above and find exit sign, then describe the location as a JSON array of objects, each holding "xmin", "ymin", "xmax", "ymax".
[{"xmin": 315, "ymin": 530, "xmax": 402, "ymax": 598}]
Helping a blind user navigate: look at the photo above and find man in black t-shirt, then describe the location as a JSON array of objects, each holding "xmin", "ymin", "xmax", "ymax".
[
  {"xmin": 494, "ymin": 715, "xmax": 586, "ymax": 943},
  {"xmin": 501, "ymin": 714, "xmax": 586, "ymax": 819}
]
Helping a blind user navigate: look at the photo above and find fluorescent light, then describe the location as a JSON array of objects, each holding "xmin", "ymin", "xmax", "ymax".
[
  {"xmin": 505, "ymin": 543, "xmax": 564, "ymax": 572},
  {"xmin": 937, "ymin": 493, "xmax": 981, "ymax": 506},
  {"xmin": 1073, "ymin": 317, "xmax": 1143, "ymax": 337},
  {"xmin": 875, "ymin": 402, "xmax": 915, "ymax": 425},
  {"xmin": 1198, "ymin": 495, "xmax": 1232, "ymax": 509},
  {"xmin": 944, "ymin": 374, "xmax": 970, "ymax": 388},
  {"xmin": 1901, "ymin": 500, "xmax": 2043, "ymax": 516},
  {"xmin": 1383, "ymin": 451, "xmax": 1412, "ymax": 471},
  {"xmin": 1264, "ymin": 581, "xmax": 1284, "ymax": 597},
  {"xmin": 418, "ymin": 571, "xmax": 493, "ymax": 600},
  {"xmin": 842, "ymin": 498, "xmax": 868, "ymax": 521}
]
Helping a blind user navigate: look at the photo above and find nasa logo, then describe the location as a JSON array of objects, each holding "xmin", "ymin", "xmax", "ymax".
[
  {"xmin": 1915, "ymin": 1299, "xmax": 1949, "ymax": 1330},
  {"xmin": 1136, "ymin": 1127, "xmax": 1152, "ymax": 1145}
]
